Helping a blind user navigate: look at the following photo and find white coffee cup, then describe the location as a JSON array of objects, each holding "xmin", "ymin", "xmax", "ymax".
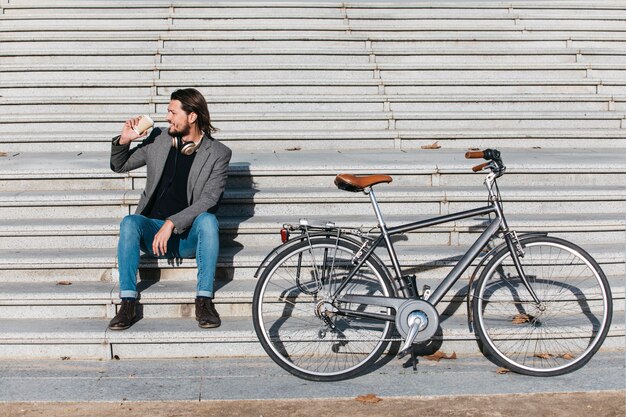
[{"xmin": 133, "ymin": 115, "xmax": 154, "ymax": 135}]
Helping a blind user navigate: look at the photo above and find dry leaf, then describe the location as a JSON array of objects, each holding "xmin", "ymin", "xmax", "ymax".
[
  {"xmin": 424, "ymin": 350, "xmax": 457, "ymax": 362},
  {"xmin": 0, "ymin": 152, "xmax": 6, "ymax": 157},
  {"xmin": 496, "ymin": 367, "xmax": 511, "ymax": 374},
  {"xmin": 512, "ymin": 313, "xmax": 533, "ymax": 324},
  {"xmin": 561, "ymin": 353, "xmax": 574, "ymax": 360},
  {"xmin": 421, "ymin": 141, "xmax": 441, "ymax": 150},
  {"xmin": 356, "ymin": 393, "xmax": 382, "ymax": 404},
  {"xmin": 56, "ymin": 281, "xmax": 72, "ymax": 286},
  {"xmin": 534, "ymin": 353, "xmax": 553, "ymax": 360}
]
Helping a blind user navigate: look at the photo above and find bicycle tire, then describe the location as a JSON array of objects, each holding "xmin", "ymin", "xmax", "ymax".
[
  {"xmin": 253, "ymin": 237, "xmax": 396, "ymax": 381},
  {"xmin": 473, "ymin": 236, "xmax": 613, "ymax": 376}
]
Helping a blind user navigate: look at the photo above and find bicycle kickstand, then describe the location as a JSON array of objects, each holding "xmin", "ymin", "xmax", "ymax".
[{"xmin": 398, "ymin": 345, "xmax": 419, "ymax": 371}]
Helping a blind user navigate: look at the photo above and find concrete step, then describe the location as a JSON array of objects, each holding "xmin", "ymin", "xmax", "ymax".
[
  {"xmin": 4, "ymin": 62, "xmax": 625, "ymax": 73},
  {"xmin": 2, "ymin": 148, "xmax": 626, "ymax": 188},
  {"xmin": 3, "ymin": 109, "xmax": 624, "ymax": 124},
  {"xmin": 1, "ymin": 111, "xmax": 624, "ymax": 134},
  {"xmin": 2, "ymin": 94, "xmax": 625, "ymax": 115},
  {"xmin": 0, "ymin": 185, "xmax": 623, "ymax": 221},
  {"xmin": 3, "ymin": 30, "xmax": 626, "ymax": 45},
  {"xmin": 0, "ymin": 241, "xmax": 621, "ymax": 282},
  {"xmin": 3, "ymin": 68, "xmax": 625, "ymax": 87},
  {"xmin": 3, "ymin": 144, "xmax": 625, "ymax": 181},
  {"xmin": 0, "ymin": 280, "xmax": 255, "ymax": 319},
  {"xmin": 0, "ymin": 273, "xmax": 622, "ymax": 320},
  {"xmin": 0, "ymin": 311, "xmax": 623, "ymax": 360},
  {"xmin": 2, "ymin": 93, "xmax": 623, "ymax": 104},
  {"xmin": 3, "ymin": 78, "xmax": 624, "ymax": 99},
  {"xmin": 4, "ymin": 129, "xmax": 626, "ymax": 153},
  {"xmin": 3, "ymin": 19, "xmax": 626, "ymax": 33},
  {"xmin": 2, "ymin": 1, "xmax": 625, "ymax": 17},
  {"xmin": 0, "ymin": 213, "xmax": 622, "ymax": 249},
  {"xmin": 3, "ymin": 47, "xmax": 624, "ymax": 67}
]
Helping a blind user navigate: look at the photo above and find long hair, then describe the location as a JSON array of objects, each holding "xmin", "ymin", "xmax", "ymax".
[{"xmin": 170, "ymin": 88, "xmax": 218, "ymax": 134}]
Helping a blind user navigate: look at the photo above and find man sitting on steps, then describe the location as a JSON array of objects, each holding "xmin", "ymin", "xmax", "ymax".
[{"xmin": 108, "ymin": 88, "xmax": 232, "ymax": 330}]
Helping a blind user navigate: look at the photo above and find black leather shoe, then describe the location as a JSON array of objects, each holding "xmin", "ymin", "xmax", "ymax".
[
  {"xmin": 108, "ymin": 299, "xmax": 137, "ymax": 330},
  {"xmin": 195, "ymin": 297, "xmax": 221, "ymax": 328}
]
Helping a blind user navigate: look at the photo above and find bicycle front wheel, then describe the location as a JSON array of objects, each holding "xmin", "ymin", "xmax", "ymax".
[
  {"xmin": 473, "ymin": 236, "xmax": 612, "ymax": 376},
  {"xmin": 253, "ymin": 237, "xmax": 395, "ymax": 381}
]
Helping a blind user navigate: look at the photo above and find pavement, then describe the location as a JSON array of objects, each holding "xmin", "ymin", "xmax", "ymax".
[{"xmin": 0, "ymin": 350, "xmax": 623, "ymax": 416}]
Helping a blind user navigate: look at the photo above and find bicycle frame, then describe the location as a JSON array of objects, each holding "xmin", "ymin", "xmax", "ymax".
[
  {"xmin": 333, "ymin": 202, "xmax": 500, "ymax": 308},
  {"xmin": 332, "ymin": 171, "xmax": 539, "ymax": 318}
]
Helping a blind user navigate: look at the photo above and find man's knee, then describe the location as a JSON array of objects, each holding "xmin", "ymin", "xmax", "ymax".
[
  {"xmin": 194, "ymin": 212, "xmax": 219, "ymax": 237},
  {"xmin": 119, "ymin": 214, "xmax": 144, "ymax": 237}
]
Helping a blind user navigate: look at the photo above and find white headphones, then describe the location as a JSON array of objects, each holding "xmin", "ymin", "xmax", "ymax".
[{"xmin": 172, "ymin": 137, "xmax": 202, "ymax": 155}]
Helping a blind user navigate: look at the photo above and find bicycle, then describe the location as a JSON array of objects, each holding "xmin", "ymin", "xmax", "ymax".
[{"xmin": 252, "ymin": 149, "xmax": 613, "ymax": 381}]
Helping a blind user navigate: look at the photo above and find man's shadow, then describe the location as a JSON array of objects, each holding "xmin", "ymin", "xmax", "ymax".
[{"xmin": 214, "ymin": 161, "xmax": 256, "ymax": 291}]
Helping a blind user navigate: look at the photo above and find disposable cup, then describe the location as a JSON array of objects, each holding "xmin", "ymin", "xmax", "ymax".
[{"xmin": 133, "ymin": 115, "xmax": 154, "ymax": 135}]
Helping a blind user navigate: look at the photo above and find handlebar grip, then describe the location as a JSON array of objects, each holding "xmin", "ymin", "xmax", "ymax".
[
  {"xmin": 465, "ymin": 150, "xmax": 484, "ymax": 159},
  {"xmin": 472, "ymin": 162, "xmax": 490, "ymax": 172}
]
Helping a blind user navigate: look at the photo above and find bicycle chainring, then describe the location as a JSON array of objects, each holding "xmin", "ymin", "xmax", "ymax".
[{"xmin": 395, "ymin": 300, "xmax": 440, "ymax": 343}]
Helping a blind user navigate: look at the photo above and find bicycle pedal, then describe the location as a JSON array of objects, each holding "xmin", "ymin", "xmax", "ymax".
[{"xmin": 397, "ymin": 346, "xmax": 412, "ymax": 360}]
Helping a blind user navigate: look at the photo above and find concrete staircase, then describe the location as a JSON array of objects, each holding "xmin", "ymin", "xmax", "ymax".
[{"xmin": 0, "ymin": 0, "xmax": 624, "ymax": 360}]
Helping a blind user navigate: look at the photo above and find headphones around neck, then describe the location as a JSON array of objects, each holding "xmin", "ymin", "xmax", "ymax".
[{"xmin": 172, "ymin": 136, "xmax": 201, "ymax": 155}]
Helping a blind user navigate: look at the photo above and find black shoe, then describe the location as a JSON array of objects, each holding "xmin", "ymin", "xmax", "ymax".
[
  {"xmin": 195, "ymin": 297, "xmax": 221, "ymax": 329},
  {"xmin": 108, "ymin": 299, "xmax": 137, "ymax": 330}
]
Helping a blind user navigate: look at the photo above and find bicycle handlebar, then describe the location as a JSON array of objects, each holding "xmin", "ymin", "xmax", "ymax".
[
  {"xmin": 465, "ymin": 148, "xmax": 504, "ymax": 174},
  {"xmin": 465, "ymin": 150, "xmax": 484, "ymax": 159},
  {"xmin": 465, "ymin": 149, "xmax": 501, "ymax": 161},
  {"xmin": 472, "ymin": 162, "xmax": 490, "ymax": 172}
]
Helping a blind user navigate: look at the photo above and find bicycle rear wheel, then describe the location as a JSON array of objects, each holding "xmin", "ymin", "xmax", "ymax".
[
  {"xmin": 473, "ymin": 236, "xmax": 612, "ymax": 376},
  {"xmin": 253, "ymin": 237, "xmax": 395, "ymax": 381}
]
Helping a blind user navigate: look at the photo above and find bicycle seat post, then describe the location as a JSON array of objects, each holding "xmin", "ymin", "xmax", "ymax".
[
  {"xmin": 366, "ymin": 187, "xmax": 386, "ymax": 230},
  {"xmin": 367, "ymin": 186, "xmax": 404, "ymax": 283}
]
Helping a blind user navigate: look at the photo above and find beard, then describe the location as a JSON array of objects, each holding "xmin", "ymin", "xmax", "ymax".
[{"xmin": 168, "ymin": 124, "xmax": 190, "ymax": 137}]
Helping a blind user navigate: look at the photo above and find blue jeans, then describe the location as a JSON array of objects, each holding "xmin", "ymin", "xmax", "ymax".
[{"xmin": 117, "ymin": 213, "xmax": 220, "ymax": 299}]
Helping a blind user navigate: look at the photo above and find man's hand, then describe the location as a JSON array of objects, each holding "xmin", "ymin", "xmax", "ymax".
[
  {"xmin": 153, "ymin": 220, "xmax": 175, "ymax": 257},
  {"xmin": 119, "ymin": 116, "xmax": 147, "ymax": 145}
]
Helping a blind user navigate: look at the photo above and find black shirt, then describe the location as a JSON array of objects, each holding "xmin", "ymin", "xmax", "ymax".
[{"xmin": 145, "ymin": 147, "xmax": 196, "ymax": 220}]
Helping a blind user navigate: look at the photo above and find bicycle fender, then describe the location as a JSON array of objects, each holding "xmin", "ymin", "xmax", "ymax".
[
  {"xmin": 253, "ymin": 232, "xmax": 364, "ymax": 278},
  {"xmin": 465, "ymin": 232, "xmax": 548, "ymax": 330}
]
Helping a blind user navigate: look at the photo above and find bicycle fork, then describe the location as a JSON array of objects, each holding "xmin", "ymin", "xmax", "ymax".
[
  {"xmin": 503, "ymin": 231, "xmax": 544, "ymax": 308},
  {"xmin": 489, "ymin": 178, "xmax": 544, "ymax": 308}
]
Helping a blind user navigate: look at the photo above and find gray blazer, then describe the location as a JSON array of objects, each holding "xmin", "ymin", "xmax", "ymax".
[{"xmin": 111, "ymin": 128, "xmax": 232, "ymax": 234}]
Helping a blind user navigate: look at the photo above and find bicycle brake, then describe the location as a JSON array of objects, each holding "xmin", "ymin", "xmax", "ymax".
[
  {"xmin": 351, "ymin": 240, "xmax": 369, "ymax": 265},
  {"xmin": 508, "ymin": 231, "xmax": 525, "ymax": 257}
]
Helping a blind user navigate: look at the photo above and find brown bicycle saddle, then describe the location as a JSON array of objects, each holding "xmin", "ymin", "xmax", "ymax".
[{"xmin": 334, "ymin": 173, "xmax": 393, "ymax": 192}]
